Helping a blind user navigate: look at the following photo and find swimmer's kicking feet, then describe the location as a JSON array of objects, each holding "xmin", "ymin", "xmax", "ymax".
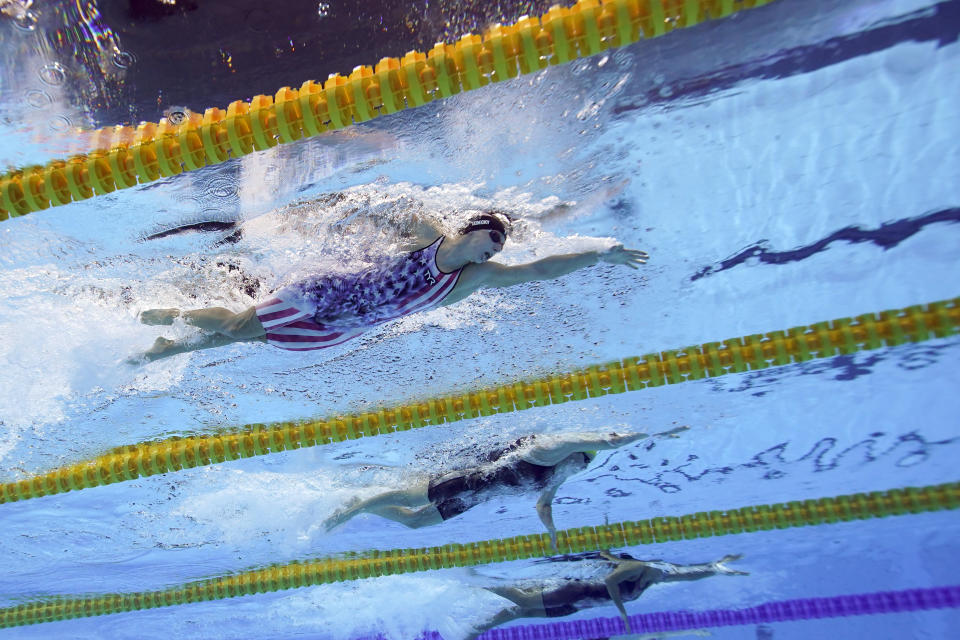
[{"xmin": 130, "ymin": 209, "xmax": 648, "ymax": 363}]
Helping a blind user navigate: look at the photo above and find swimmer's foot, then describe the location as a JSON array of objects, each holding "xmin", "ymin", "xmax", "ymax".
[
  {"xmin": 323, "ymin": 497, "xmax": 362, "ymax": 532},
  {"xmin": 140, "ymin": 308, "xmax": 181, "ymax": 325},
  {"xmin": 126, "ymin": 337, "xmax": 179, "ymax": 366},
  {"xmin": 124, "ymin": 353, "xmax": 147, "ymax": 366},
  {"xmin": 714, "ymin": 554, "xmax": 749, "ymax": 576},
  {"xmin": 145, "ymin": 337, "xmax": 177, "ymax": 360}
]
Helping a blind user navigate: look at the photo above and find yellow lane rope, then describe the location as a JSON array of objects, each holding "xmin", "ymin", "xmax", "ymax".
[
  {"xmin": 0, "ymin": 0, "xmax": 779, "ymax": 221},
  {"xmin": 1, "ymin": 296, "xmax": 956, "ymax": 505},
  {"xmin": 1, "ymin": 481, "xmax": 956, "ymax": 628}
]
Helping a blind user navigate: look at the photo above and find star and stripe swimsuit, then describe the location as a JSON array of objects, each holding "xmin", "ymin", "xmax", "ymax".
[{"xmin": 254, "ymin": 237, "xmax": 462, "ymax": 351}]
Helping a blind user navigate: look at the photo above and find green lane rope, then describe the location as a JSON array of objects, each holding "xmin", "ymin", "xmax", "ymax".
[
  {"xmin": 0, "ymin": 0, "xmax": 780, "ymax": 222},
  {"xmin": 1, "ymin": 296, "xmax": 956, "ymax": 505},
  {"xmin": 2, "ymin": 481, "xmax": 956, "ymax": 628}
]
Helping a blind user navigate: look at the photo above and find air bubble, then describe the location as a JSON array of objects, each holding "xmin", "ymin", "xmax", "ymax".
[
  {"xmin": 12, "ymin": 10, "xmax": 38, "ymax": 31},
  {"xmin": 49, "ymin": 115, "xmax": 71, "ymax": 132},
  {"xmin": 204, "ymin": 177, "xmax": 239, "ymax": 199},
  {"xmin": 25, "ymin": 89, "xmax": 52, "ymax": 109},
  {"xmin": 163, "ymin": 107, "xmax": 188, "ymax": 125},
  {"xmin": 81, "ymin": 0, "xmax": 98, "ymax": 21},
  {"xmin": 39, "ymin": 63, "xmax": 66, "ymax": 86},
  {"xmin": 112, "ymin": 50, "xmax": 135, "ymax": 69},
  {"xmin": 613, "ymin": 51, "xmax": 634, "ymax": 68},
  {"xmin": 571, "ymin": 60, "xmax": 591, "ymax": 76}
]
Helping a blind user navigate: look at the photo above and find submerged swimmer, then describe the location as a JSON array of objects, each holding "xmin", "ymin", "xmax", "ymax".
[
  {"xmin": 470, "ymin": 551, "xmax": 748, "ymax": 639},
  {"xmin": 323, "ymin": 427, "xmax": 687, "ymax": 547},
  {"xmin": 132, "ymin": 209, "xmax": 648, "ymax": 362}
]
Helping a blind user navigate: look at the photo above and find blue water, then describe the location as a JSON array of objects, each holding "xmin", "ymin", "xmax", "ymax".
[{"xmin": 1, "ymin": 0, "xmax": 959, "ymax": 638}]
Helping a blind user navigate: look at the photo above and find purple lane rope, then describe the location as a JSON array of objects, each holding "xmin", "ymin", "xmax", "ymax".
[{"xmin": 471, "ymin": 584, "xmax": 960, "ymax": 640}]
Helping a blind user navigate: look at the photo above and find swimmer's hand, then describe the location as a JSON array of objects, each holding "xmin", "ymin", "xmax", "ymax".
[
  {"xmin": 124, "ymin": 354, "xmax": 147, "ymax": 367},
  {"xmin": 600, "ymin": 245, "xmax": 648, "ymax": 270},
  {"xmin": 713, "ymin": 554, "xmax": 749, "ymax": 576},
  {"xmin": 597, "ymin": 426, "xmax": 688, "ymax": 449},
  {"xmin": 602, "ymin": 432, "xmax": 649, "ymax": 447},
  {"xmin": 653, "ymin": 425, "xmax": 690, "ymax": 439}
]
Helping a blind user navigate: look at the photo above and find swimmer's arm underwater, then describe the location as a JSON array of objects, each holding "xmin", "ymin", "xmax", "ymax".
[
  {"xmin": 599, "ymin": 553, "xmax": 669, "ymax": 632},
  {"xmin": 600, "ymin": 551, "xmax": 750, "ymax": 584},
  {"xmin": 364, "ymin": 209, "xmax": 444, "ymax": 250},
  {"xmin": 452, "ymin": 244, "xmax": 648, "ymax": 298},
  {"xmin": 534, "ymin": 455, "xmax": 590, "ymax": 551},
  {"xmin": 603, "ymin": 570, "xmax": 634, "ymax": 632},
  {"xmin": 536, "ymin": 179, "xmax": 630, "ymax": 226},
  {"xmin": 522, "ymin": 427, "xmax": 688, "ymax": 467},
  {"xmin": 535, "ymin": 482, "xmax": 562, "ymax": 551},
  {"xmin": 528, "ymin": 429, "xmax": 687, "ymax": 550}
]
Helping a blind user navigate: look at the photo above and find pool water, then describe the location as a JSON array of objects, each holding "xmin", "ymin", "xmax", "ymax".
[{"xmin": 0, "ymin": 0, "xmax": 958, "ymax": 638}]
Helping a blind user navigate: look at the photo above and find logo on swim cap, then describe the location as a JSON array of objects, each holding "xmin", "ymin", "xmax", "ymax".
[{"xmin": 460, "ymin": 212, "xmax": 509, "ymax": 237}]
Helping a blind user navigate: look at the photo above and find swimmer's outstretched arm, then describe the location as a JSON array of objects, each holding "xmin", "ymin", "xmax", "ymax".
[
  {"xmin": 488, "ymin": 244, "xmax": 648, "ymax": 285},
  {"xmin": 523, "ymin": 426, "xmax": 689, "ymax": 467},
  {"xmin": 599, "ymin": 551, "xmax": 749, "ymax": 588},
  {"xmin": 446, "ymin": 244, "xmax": 648, "ymax": 304}
]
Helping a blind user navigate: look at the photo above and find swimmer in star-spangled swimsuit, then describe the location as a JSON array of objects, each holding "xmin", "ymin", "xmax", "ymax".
[{"xmin": 133, "ymin": 209, "xmax": 648, "ymax": 363}]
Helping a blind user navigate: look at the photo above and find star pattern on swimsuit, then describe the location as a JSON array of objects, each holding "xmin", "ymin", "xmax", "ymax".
[{"xmin": 290, "ymin": 240, "xmax": 451, "ymax": 330}]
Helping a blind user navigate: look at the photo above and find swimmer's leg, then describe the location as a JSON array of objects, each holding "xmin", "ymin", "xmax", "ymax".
[
  {"xmin": 140, "ymin": 306, "xmax": 265, "ymax": 339},
  {"xmin": 467, "ymin": 587, "xmax": 547, "ymax": 640},
  {"xmin": 131, "ymin": 306, "xmax": 266, "ymax": 364},
  {"xmin": 366, "ymin": 503, "xmax": 444, "ymax": 528},
  {"xmin": 140, "ymin": 308, "xmax": 180, "ymax": 325},
  {"xmin": 484, "ymin": 586, "xmax": 547, "ymax": 611},
  {"xmin": 135, "ymin": 333, "xmax": 264, "ymax": 364},
  {"xmin": 466, "ymin": 606, "xmax": 527, "ymax": 640},
  {"xmin": 324, "ymin": 481, "xmax": 440, "ymax": 531}
]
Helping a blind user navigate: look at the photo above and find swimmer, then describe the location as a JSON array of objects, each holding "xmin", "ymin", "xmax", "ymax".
[
  {"xmin": 469, "ymin": 550, "xmax": 748, "ymax": 639},
  {"xmin": 323, "ymin": 427, "xmax": 688, "ymax": 548},
  {"xmin": 129, "ymin": 209, "xmax": 648, "ymax": 363}
]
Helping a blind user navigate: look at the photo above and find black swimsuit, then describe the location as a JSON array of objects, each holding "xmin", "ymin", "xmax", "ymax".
[
  {"xmin": 541, "ymin": 576, "xmax": 651, "ymax": 617},
  {"xmin": 427, "ymin": 439, "xmax": 589, "ymax": 521}
]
